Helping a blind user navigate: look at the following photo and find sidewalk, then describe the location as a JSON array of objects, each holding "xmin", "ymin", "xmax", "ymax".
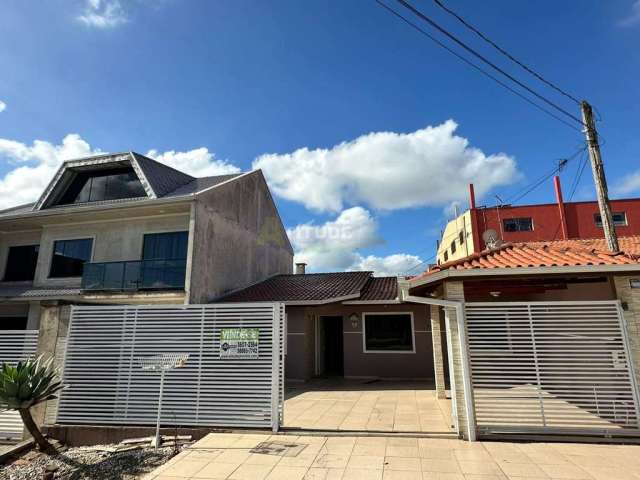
[{"xmin": 143, "ymin": 432, "xmax": 640, "ymax": 480}]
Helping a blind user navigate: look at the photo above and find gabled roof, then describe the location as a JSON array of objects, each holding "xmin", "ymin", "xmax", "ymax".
[
  {"xmin": 0, "ymin": 152, "xmax": 244, "ymax": 219},
  {"xmin": 412, "ymin": 236, "xmax": 640, "ymax": 284},
  {"xmin": 215, "ymin": 271, "xmax": 400, "ymax": 304}
]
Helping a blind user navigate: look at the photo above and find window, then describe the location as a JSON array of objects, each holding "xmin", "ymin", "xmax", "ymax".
[
  {"xmin": 142, "ymin": 231, "xmax": 188, "ymax": 260},
  {"xmin": 363, "ymin": 313, "xmax": 415, "ymax": 353},
  {"xmin": 55, "ymin": 167, "xmax": 146, "ymax": 206},
  {"xmin": 503, "ymin": 217, "xmax": 533, "ymax": 232},
  {"xmin": 50, "ymin": 239, "xmax": 93, "ymax": 278},
  {"xmin": 443, "ymin": 251, "xmax": 449, "ymax": 262},
  {"xmin": 0, "ymin": 317, "xmax": 28, "ymax": 330},
  {"xmin": 459, "ymin": 231, "xmax": 465, "ymax": 244},
  {"xmin": 4, "ymin": 245, "xmax": 39, "ymax": 281},
  {"xmin": 595, "ymin": 212, "xmax": 627, "ymax": 227},
  {"xmin": 450, "ymin": 240, "xmax": 456, "ymax": 254}
]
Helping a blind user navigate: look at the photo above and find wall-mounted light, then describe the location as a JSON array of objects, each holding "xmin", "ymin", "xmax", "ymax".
[
  {"xmin": 489, "ymin": 291, "xmax": 501, "ymax": 298},
  {"xmin": 349, "ymin": 313, "xmax": 359, "ymax": 328}
]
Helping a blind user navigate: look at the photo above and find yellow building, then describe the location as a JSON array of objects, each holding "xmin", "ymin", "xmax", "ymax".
[{"xmin": 436, "ymin": 209, "xmax": 474, "ymax": 265}]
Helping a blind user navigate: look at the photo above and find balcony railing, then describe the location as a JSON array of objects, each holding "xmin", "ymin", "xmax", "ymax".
[{"xmin": 81, "ymin": 259, "xmax": 186, "ymax": 292}]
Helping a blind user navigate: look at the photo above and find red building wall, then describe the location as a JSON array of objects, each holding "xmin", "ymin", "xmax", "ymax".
[{"xmin": 470, "ymin": 178, "xmax": 640, "ymax": 252}]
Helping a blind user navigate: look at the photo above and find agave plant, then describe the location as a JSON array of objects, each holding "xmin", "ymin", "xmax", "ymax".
[{"xmin": 0, "ymin": 355, "xmax": 65, "ymax": 454}]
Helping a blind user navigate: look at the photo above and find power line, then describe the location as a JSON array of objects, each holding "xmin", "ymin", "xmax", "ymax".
[
  {"xmin": 505, "ymin": 146, "xmax": 586, "ymax": 205},
  {"xmin": 374, "ymin": 1, "xmax": 582, "ymax": 132},
  {"xmin": 387, "ymin": 0, "xmax": 585, "ymax": 126},
  {"xmin": 431, "ymin": 0, "xmax": 582, "ymax": 105}
]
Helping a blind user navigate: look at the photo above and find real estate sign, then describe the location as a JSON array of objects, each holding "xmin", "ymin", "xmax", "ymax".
[{"xmin": 220, "ymin": 328, "xmax": 259, "ymax": 359}]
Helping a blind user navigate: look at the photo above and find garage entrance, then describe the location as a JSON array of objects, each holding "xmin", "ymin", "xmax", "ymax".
[
  {"xmin": 284, "ymin": 378, "xmax": 454, "ymax": 434},
  {"xmin": 465, "ymin": 301, "xmax": 640, "ymax": 438}
]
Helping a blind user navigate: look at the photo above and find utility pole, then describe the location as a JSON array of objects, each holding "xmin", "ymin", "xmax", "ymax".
[{"xmin": 581, "ymin": 100, "xmax": 619, "ymax": 252}]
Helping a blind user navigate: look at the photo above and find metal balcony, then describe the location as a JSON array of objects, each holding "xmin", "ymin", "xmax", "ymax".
[{"xmin": 81, "ymin": 259, "xmax": 186, "ymax": 292}]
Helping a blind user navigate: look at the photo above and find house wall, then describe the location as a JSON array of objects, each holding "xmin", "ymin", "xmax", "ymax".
[
  {"xmin": 189, "ymin": 171, "xmax": 293, "ymax": 303},
  {"xmin": 613, "ymin": 275, "xmax": 640, "ymax": 388},
  {"xmin": 436, "ymin": 210, "xmax": 474, "ymax": 264},
  {"xmin": 31, "ymin": 214, "xmax": 190, "ymax": 288},
  {"xmin": 284, "ymin": 302, "xmax": 434, "ymax": 382}
]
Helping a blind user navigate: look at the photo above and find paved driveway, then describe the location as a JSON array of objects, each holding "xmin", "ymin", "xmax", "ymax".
[
  {"xmin": 284, "ymin": 379, "xmax": 453, "ymax": 433},
  {"xmin": 143, "ymin": 432, "xmax": 640, "ymax": 480}
]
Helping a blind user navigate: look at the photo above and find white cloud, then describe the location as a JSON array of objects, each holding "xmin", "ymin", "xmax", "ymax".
[
  {"xmin": 0, "ymin": 134, "xmax": 243, "ymax": 210},
  {"xmin": 614, "ymin": 171, "xmax": 640, "ymax": 196},
  {"xmin": 287, "ymin": 207, "xmax": 382, "ymax": 271},
  {"xmin": 77, "ymin": 0, "xmax": 128, "ymax": 28},
  {"xmin": 145, "ymin": 148, "xmax": 241, "ymax": 177},
  {"xmin": 0, "ymin": 101, "xmax": 6, "ymax": 113},
  {"xmin": 349, "ymin": 253, "xmax": 422, "ymax": 277},
  {"xmin": 0, "ymin": 134, "xmax": 100, "ymax": 209},
  {"xmin": 287, "ymin": 206, "xmax": 422, "ymax": 276},
  {"xmin": 253, "ymin": 120, "xmax": 519, "ymax": 213},
  {"xmin": 619, "ymin": 0, "xmax": 640, "ymax": 27}
]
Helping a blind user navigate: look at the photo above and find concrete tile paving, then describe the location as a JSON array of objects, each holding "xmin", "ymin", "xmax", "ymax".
[{"xmin": 142, "ymin": 432, "xmax": 640, "ymax": 480}]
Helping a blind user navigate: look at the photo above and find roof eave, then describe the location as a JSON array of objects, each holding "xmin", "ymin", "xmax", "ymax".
[{"xmin": 409, "ymin": 263, "xmax": 640, "ymax": 288}]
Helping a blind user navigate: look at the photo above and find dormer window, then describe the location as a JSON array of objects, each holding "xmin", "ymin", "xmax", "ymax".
[{"xmin": 55, "ymin": 167, "xmax": 146, "ymax": 206}]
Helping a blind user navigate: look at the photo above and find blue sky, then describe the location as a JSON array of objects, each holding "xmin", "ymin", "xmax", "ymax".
[{"xmin": 1, "ymin": 0, "xmax": 639, "ymax": 275}]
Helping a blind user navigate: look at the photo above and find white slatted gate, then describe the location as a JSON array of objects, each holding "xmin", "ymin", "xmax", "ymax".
[
  {"xmin": 56, "ymin": 303, "xmax": 285, "ymax": 431},
  {"xmin": 0, "ymin": 330, "xmax": 39, "ymax": 440},
  {"xmin": 465, "ymin": 301, "xmax": 640, "ymax": 438}
]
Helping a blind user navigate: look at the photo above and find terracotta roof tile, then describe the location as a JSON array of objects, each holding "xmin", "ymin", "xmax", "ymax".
[{"xmin": 415, "ymin": 235, "xmax": 640, "ymax": 280}]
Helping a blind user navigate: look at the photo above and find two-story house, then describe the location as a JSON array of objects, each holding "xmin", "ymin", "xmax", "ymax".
[{"xmin": 0, "ymin": 150, "xmax": 293, "ymax": 333}]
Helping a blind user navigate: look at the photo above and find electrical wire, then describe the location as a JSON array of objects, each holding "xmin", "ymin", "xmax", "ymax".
[
  {"xmin": 390, "ymin": 0, "xmax": 585, "ymax": 126},
  {"xmin": 430, "ymin": 0, "xmax": 582, "ymax": 105},
  {"xmin": 375, "ymin": 0, "xmax": 582, "ymax": 132}
]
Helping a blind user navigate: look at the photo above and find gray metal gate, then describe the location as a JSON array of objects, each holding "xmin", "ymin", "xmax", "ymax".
[
  {"xmin": 465, "ymin": 301, "xmax": 640, "ymax": 437},
  {"xmin": 56, "ymin": 303, "xmax": 285, "ymax": 431},
  {"xmin": 0, "ymin": 330, "xmax": 39, "ymax": 440}
]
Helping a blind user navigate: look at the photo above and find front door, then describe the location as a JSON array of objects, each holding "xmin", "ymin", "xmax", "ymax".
[{"xmin": 317, "ymin": 316, "xmax": 344, "ymax": 376}]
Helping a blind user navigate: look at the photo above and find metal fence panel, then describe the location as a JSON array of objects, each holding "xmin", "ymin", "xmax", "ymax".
[
  {"xmin": 57, "ymin": 303, "xmax": 284, "ymax": 430},
  {"xmin": 465, "ymin": 301, "xmax": 640, "ymax": 437},
  {"xmin": 0, "ymin": 330, "xmax": 39, "ymax": 440}
]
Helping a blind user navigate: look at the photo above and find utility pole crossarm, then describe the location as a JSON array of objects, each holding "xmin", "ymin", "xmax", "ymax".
[{"xmin": 581, "ymin": 101, "xmax": 619, "ymax": 253}]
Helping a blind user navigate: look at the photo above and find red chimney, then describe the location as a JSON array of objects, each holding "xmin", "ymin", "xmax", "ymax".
[
  {"xmin": 554, "ymin": 176, "xmax": 568, "ymax": 240},
  {"xmin": 469, "ymin": 184, "xmax": 476, "ymax": 210}
]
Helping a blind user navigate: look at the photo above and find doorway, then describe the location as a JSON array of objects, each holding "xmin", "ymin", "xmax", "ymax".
[{"xmin": 315, "ymin": 316, "xmax": 344, "ymax": 377}]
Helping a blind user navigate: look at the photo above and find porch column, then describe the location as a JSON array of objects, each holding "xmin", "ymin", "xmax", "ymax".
[{"xmin": 430, "ymin": 305, "xmax": 446, "ymax": 399}]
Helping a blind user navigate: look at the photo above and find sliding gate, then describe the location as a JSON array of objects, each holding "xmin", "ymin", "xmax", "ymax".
[
  {"xmin": 0, "ymin": 330, "xmax": 39, "ymax": 440},
  {"xmin": 465, "ymin": 301, "xmax": 640, "ymax": 437},
  {"xmin": 57, "ymin": 303, "xmax": 285, "ymax": 431}
]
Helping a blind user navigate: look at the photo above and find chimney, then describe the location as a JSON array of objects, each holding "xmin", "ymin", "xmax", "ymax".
[
  {"xmin": 469, "ymin": 184, "xmax": 476, "ymax": 210},
  {"xmin": 554, "ymin": 175, "xmax": 568, "ymax": 240},
  {"xmin": 295, "ymin": 262, "xmax": 306, "ymax": 275}
]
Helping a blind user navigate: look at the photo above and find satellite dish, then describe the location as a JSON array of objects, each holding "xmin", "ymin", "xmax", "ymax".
[{"xmin": 482, "ymin": 229, "xmax": 501, "ymax": 249}]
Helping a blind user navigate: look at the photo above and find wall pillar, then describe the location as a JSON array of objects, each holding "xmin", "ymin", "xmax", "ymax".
[
  {"xmin": 614, "ymin": 276, "xmax": 640, "ymax": 385},
  {"xmin": 30, "ymin": 302, "xmax": 70, "ymax": 432},
  {"xmin": 443, "ymin": 280, "xmax": 474, "ymax": 440},
  {"xmin": 430, "ymin": 305, "xmax": 446, "ymax": 399}
]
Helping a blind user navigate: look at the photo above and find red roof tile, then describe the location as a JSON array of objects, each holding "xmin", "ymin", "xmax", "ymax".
[{"xmin": 415, "ymin": 236, "xmax": 640, "ymax": 280}]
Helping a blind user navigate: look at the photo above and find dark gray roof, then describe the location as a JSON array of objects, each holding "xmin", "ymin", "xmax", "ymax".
[
  {"xmin": 0, "ymin": 152, "xmax": 245, "ymax": 219},
  {"xmin": 0, "ymin": 285, "xmax": 81, "ymax": 299},
  {"xmin": 358, "ymin": 277, "xmax": 399, "ymax": 301},
  {"xmin": 131, "ymin": 152, "xmax": 195, "ymax": 197},
  {"xmin": 164, "ymin": 174, "xmax": 241, "ymax": 197},
  {"xmin": 216, "ymin": 272, "xmax": 380, "ymax": 303}
]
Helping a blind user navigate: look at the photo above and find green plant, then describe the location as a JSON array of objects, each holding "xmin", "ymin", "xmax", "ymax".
[{"xmin": 0, "ymin": 356, "xmax": 65, "ymax": 454}]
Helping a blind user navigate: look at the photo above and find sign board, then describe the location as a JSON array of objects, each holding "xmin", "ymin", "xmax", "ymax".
[{"xmin": 220, "ymin": 328, "xmax": 259, "ymax": 359}]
